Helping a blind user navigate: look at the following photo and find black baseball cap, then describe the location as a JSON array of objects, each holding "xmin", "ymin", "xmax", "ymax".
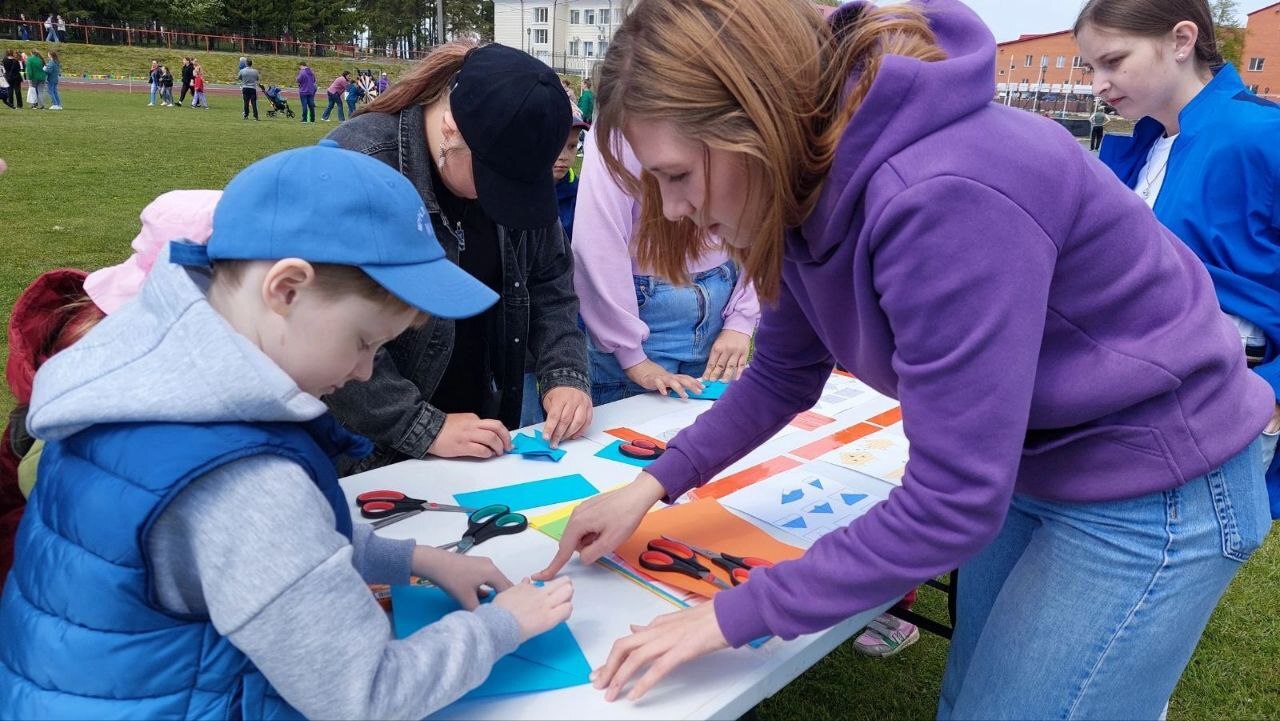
[{"xmin": 451, "ymin": 45, "xmax": 572, "ymax": 229}]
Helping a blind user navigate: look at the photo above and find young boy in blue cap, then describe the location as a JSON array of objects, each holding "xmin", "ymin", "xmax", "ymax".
[{"xmin": 0, "ymin": 140, "xmax": 573, "ymax": 719}]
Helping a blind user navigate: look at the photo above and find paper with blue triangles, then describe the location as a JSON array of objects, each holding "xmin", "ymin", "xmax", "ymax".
[{"xmin": 720, "ymin": 465, "xmax": 888, "ymax": 546}]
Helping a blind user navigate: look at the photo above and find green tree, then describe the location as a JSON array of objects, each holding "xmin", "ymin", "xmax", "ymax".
[
  {"xmin": 1211, "ymin": 0, "xmax": 1245, "ymax": 70},
  {"xmin": 446, "ymin": 1, "xmax": 494, "ymax": 41}
]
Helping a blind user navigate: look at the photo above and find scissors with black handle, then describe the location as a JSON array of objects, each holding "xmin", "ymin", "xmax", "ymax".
[
  {"xmin": 661, "ymin": 534, "xmax": 773, "ymax": 586},
  {"xmin": 436, "ymin": 504, "xmax": 529, "ymax": 554},
  {"xmin": 356, "ymin": 490, "xmax": 474, "ymax": 529}
]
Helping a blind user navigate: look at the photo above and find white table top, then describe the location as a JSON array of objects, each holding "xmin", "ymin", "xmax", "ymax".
[{"xmin": 339, "ymin": 390, "xmax": 901, "ymax": 720}]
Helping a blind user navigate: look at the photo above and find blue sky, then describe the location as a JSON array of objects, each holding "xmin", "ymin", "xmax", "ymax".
[{"xmin": 880, "ymin": 0, "xmax": 1279, "ymax": 42}]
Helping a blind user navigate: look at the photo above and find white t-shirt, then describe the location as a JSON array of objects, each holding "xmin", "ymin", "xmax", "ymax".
[{"xmin": 1134, "ymin": 133, "xmax": 1178, "ymax": 208}]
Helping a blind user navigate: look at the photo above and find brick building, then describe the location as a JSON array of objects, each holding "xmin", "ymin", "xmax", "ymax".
[
  {"xmin": 1242, "ymin": 2, "xmax": 1280, "ymax": 98},
  {"xmin": 994, "ymin": 3, "xmax": 1280, "ymax": 106},
  {"xmin": 994, "ymin": 30, "xmax": 1093, "ymax": 111}
]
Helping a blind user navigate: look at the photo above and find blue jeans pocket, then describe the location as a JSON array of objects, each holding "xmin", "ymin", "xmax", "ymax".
[{"xmin": 1207, "ymin": 438, "xmax": 1271, "ymax": 562}]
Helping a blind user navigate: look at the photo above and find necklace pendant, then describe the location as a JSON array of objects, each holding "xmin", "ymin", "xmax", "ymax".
[{"xmin": 1142, "ymin": 187, "xmax": 1150, "ymax": 199}]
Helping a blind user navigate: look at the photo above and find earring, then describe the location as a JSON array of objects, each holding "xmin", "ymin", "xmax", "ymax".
[{"xmin": 438, "ymin": 141, "xmax": 447, "ymax": 170}]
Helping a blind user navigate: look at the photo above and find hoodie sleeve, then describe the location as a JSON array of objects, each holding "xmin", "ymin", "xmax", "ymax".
[
  {"xmin": 148, "ymin": 456, "xmax": 521, "ymax": 719},
  {"xmin": 710, "ymin": 176, "xmax": 1057, "ymax": 646},
  {"xmin": 572, "ymin": 131, "xmax": 653, "ymax": 370},
  {"xmin": 720, "ymin": 270, "xmax": 761, "ymax": 336}
]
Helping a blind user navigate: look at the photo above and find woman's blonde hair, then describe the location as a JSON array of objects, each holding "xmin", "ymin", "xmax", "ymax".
[
  {"xmin": 360, "ymin": 40, "xmax": 475, "ymax": 116},
  {"xmin": 594, "ymin": 0, "xmax": 944, "ymax": 301}
]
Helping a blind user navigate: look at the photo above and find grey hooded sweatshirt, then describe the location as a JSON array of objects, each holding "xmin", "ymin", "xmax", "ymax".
[{"xmin": 25, "ymin": 249, "xmax": 520, "ymax": 719}]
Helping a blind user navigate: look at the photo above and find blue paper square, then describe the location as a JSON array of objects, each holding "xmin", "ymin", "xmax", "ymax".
[
  {"xmin": 507, "ymin": 430, "xmax": 567, "ymax": 462},
  {"xmin": 391, "ymin": 585, "xmax": 591, "ymax": 699},
  {"xmin": 454, "ymin": 474, "xmax": 598, "ymax": 512},
  {"xmin": 595, "ymin": 439, "xmax": 657, "ymax": 467}
]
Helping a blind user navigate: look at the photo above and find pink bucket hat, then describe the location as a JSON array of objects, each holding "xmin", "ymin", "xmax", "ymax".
[{"xmin": 84, "ymin": 189, "xmax": 222, "ymax": 314}]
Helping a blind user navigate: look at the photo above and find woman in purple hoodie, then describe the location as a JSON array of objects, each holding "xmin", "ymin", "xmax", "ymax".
[
  {"xmin": 535, "ymin": 0, "xmax": 1273, "ymax": 716},
  {"xmin": 296, "ymin": 62, "xmax": 317, "ymax": 123}
]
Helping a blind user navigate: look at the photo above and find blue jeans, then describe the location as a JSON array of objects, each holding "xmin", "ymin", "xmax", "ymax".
[
  {"xmin": 322, "ymin": 91, "xmax": 344, "ymax": 121},
  {"xmin": 149, "ymin": 82, "xmax": 157, "ymax": 105},
  {"xmin": 299, "ymin": 92, "xmax": 315, "ymax": 122},
  {"xmin": 347, "ymin": 96, "xmax": 358, "ymax": 115},
  {"xmin": 938, "ymin": 436, "xmax": 1272, "ymax": 720},
  {"xmin": 520, "ymin": 373, "xmax": 544, "ymax": 427},
  {"xmin": 45, "ymin": 78, "xmax": 59, "ymax": 106},
  {"xmin": 589, "ymin": 261, "xmax": 738, "ymax": 405}
]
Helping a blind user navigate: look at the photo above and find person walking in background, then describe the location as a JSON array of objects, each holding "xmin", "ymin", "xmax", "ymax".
[
  {"xmin": 238, "ymin": 58, "xmax": 260, "ymax": 120},
  {"xmin": 24, "ymin": 50, "xmax": 45, "ymax": 109},
  {"xmin": 1089, "ymin": 100, "xmax": 1110, "ymax": 151},
  {"xmin": 191, "ymin": 63, "xmax": 207, "ymax": 109},
  {"xmin": 159, "ymin": 64, "xmax": 174, "ymax": 106},
  {"xmin": 377, "ymin": 71, "xmax": 389, "ymax": 94},
  {"xmin": 577, "ymin": 77, "xmax": 594, "ymax": 123},
  {"xmin": 43, "ymin": 50, "xmax": 61, "ymax": 110},
  {"xmin": 178, "ymin": 57, "xmax": 194, "ymax": 106},
  {"xmin": 345, "ymin": 75, "xmax": 364, "ymax": 116},
  {"xmin": 296, "ymin": 61, "xmax": 316, "ymax": 123},
  {"xmin": 322, "ymin": 70, "xmax": 349, "ymax": 122},
  {"xmin": 56, "ymin": 15, "xmax": 65, "ymax": 43},
  {"xmin": 238, "ymin": 56, "xmax": 247, "ymax": 71},
  {"xmin": 147, "ymin": 59, "xmax": 159, "ymax": 106},
  {"xmin": 43, "ymin": 15, "xmax": 56, "ymax": 43},
  {"xmin": 2, "ymin": 50, "xmax": 22, "ymax": 109}
]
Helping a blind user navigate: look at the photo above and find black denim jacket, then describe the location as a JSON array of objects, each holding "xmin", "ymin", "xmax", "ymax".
[{"xmin": 323, "ymin": 105, "xmax": 590, "ymax": 473}]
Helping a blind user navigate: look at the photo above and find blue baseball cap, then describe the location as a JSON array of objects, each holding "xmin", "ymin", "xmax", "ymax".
[{"xmin": 171, "ymin": 139, "xmax": 498, "ymax": 319}]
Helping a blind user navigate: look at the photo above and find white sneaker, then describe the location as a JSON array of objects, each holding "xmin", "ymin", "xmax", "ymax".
[
  {"xmin": 148, "ymin": 102, "xmax": 154, "ymax": 106},
  {"xmin": 50, "ymin": 105, "xmax": 61, "ymax": 110}
]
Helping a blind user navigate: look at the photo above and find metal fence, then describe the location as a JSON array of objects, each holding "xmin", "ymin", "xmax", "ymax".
[{"xmin": 2, "ymin": 17, "xmax": 431, "ymax": 61}]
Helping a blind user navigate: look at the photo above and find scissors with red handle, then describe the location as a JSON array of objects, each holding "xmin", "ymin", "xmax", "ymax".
[
  {"xmin": 661, "ymin": 534, "xmax": 773, "ymax": 586},
  {"xmin": 355, "ymin": 490, "xmax": 474, "ymax": 529},
  {"xmin": 639, "ymin": 538, "xmax": 731, "ymax": 590}
]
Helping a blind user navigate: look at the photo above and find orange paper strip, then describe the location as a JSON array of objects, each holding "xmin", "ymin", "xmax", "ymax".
[
  {"xmin": 604, "ymin": 427, "xmax": 667, "ymax": 447},
  {"xmin": 789, "ymin": 410, "xmax": 837, "ymax": 432},
  {"xmin": 689, "ymin": 456, "xmax": 802, "ymax": 501},
  {"xmin": 868, "ymin": 406, "xmax": 903, "ymax": 427},
  {"xmin": 791, "ymin": 422, "xmax": 881, "ymax": 460},
  {"xmin": 616, "ymin": 498, "xmax": 805, "ymax": 599}
]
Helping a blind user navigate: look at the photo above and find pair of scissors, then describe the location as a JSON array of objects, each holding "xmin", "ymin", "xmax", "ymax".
[
  {"xmin": 436, "ymin": 504, "xmax": 529, "ymax": 554},
  {"xmin": 639, "ymin": 538, "xmax": 731, "ymax": 590},
  {"xmin": 619, "ymin": 438, "xmax": 665, "ymax": 460},
  {"xmin": 661, "ymin": 535, "xmax": 773, "ymax": 586},
  {"xmin": 355, "ymin": 490, "xmax": 474, "ymax": 530}
]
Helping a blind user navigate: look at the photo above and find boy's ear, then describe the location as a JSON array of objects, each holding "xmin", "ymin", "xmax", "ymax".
[
  {"xmin": 441, "ymin": 109, "xmax": 463, "ymax": 146},
  {"xmin": 262, "ymin": 259, "xmax": 317, "ymax": 316}
]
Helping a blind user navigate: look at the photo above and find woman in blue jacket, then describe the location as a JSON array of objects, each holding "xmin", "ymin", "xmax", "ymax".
[{"xmin": 1079, "ymin": 0, "xmax": 1280, "ymax": 517}]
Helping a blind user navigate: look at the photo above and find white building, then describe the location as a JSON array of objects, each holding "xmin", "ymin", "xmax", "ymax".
[{"xmin": 494, "ymin": 0, "xmax": 632, "ymax": 76}]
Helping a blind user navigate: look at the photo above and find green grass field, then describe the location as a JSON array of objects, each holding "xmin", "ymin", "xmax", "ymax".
[
  {"xmin": 4, "ymin": 38, "xmax": 410, "ymax": 87},
  {"xmin": 2, "ymin": 87, "xmax": 1278, "ymax": 720}
]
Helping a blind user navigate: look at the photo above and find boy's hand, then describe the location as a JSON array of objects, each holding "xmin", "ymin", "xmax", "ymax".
[
  {"xmin": 542, "ymin": 387, "xmax": 593, "ymax": 447},
  {"xmin": 411, "ymin": 545, "xmax": 513, "ymax": 610},
  {"xmin": 429, "ymin": 413, "xmax": 513, "ymax": 458},
  {"xmin": 493, "ymin": 576, "xmax": 574, "ymax": 642}
]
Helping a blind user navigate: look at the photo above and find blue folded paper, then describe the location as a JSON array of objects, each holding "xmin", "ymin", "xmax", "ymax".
[
  {"xmin": 507, "ymin": 430, "xmax": 567, "ymax": 462},
  {"xmin": 391, "ymin": 584, "xmax": 592, "ymax": 699},
  {"xmin": 666, "ymin": 380, "xmax": 729, "ymax": 400}
]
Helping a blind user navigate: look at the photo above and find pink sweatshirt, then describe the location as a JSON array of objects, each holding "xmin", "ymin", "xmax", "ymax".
[
  {"xmin": 327, "ymin": 75, "xmax": 349, "ymax": 96},
  {"xmin": 573, "ymin": 132, "xmax": 760, "ymax": 370}
]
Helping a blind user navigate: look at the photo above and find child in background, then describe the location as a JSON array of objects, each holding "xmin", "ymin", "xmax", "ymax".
[
  {"xmin": 191, "ymin": 64, "xmax": 207, "ymax": 109},
  {"xmin": 0, "ymin": 142, "xmax": 573, "ymax": 719},
  {"xmin": 345, "ymin": 75, "xmax": 364, "ymax": 116},
  {"xmin": 159, "ymin": 64, "xmax": 174, "ymax": 106}
]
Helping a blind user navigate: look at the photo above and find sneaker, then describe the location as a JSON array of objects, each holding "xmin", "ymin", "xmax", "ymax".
[
  {"xmin": 148, "ymin": 102, "xmax": 154, "ymax": 106},
  {"xmin": 50, "ymin": 105, "xmax": 61, "ymax": 110},
  {"xmin": 323, "ymin": 117, "xmax": 331, "ymax": 122},
  {"xmin": 852, "ymin": 613, "xmax": 920, "ymax": 658}
]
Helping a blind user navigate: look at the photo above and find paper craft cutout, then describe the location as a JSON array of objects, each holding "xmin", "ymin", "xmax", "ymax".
[
  {"xmin": 689, "ymin": 456, "xmax": 803, "ymax": 501},
  {"xmin": 720, "ymin": 466, "xmax": 884, "ymax": 546},
  {"xmin": 506, "ymin": 430, "xmax": 567, "ymax": 462},
  {"xmin": 807, "ymin": 374, "xmax": 877, "ymax": 417},
  {"xmin": 790, "ymin": 410, "xmax": 837, "ymax": 432},
  {"xmin": 816, "ymin": 424, "xmax": 909, "ymax": 486},
  {"xmin": 391, "ymin": 585, "xmax": 591, "ymax": 699},
  {"xmin": 615, "ymin": 498, "xmax": 805, "ymax": 598},
  {"xmin": 454, "ymin": 474, "xmax": 597, "ymax": 512},
  {"xmin": 595, "ymin": 439, "xmax": 659, "ymax": 467},
  {"xmin": 666, "ymin": 380, "xmax": 729, "ymax": 400}
]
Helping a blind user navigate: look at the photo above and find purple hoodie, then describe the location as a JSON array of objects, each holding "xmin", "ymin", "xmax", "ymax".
[
  {"xmin": 296, "ymin": 65, "xmax": 317, "ymax": 95},
  {"xmin": 646, "ymin": 0, "xmax": 1272, "ymax": 648}
]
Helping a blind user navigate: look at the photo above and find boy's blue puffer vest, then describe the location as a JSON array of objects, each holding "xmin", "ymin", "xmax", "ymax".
[{"xmin": 0, "ymin": 415, "xmax": 370, "ymax": 720}]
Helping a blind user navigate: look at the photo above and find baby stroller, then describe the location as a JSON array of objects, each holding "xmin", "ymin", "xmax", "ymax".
[{"xmin": 260, "ymin": 84, "xmax": 295, "ymax": 119}]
